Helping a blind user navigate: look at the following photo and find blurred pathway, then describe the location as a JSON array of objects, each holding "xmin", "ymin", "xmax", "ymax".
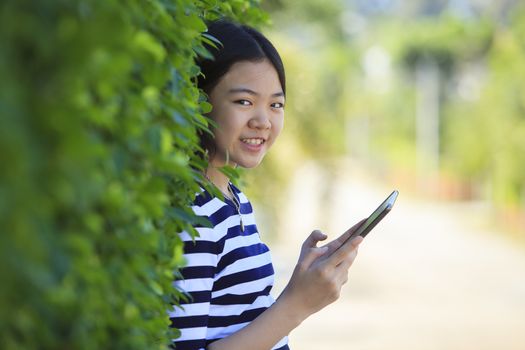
[{"xmin": 270, "ymin": 160, "xmax": 525, "ymax": 350}]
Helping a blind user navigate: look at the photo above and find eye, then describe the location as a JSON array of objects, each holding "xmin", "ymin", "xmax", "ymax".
[
  {"xmin": 235, "ymin": 99, "xmax": 251, "ymax": 106},
  {"xmin": 271, "ymin": 102, "xmax": 285, "ymax": 109}
]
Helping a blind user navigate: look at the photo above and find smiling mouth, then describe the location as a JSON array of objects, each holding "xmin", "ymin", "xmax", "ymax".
[{"xmin": 241, "ymin": 138, "xmax": 265, "ymax": 145}]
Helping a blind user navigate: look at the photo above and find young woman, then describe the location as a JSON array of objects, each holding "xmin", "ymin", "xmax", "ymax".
[{"xmin": 169, "ymin": 19, "xmax": 365, "ymax": 350}]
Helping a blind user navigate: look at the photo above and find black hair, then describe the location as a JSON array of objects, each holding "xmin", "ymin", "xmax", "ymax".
[
  {"xmin": 196, "ymin": 19, "xmax": 286, "ymax": 156},
  {"xmin": 197, "ymin": 19, "xmax": 286, "ymax": 96}
]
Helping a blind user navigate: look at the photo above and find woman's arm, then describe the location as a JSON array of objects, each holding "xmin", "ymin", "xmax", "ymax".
[{"xmin": 208, "ymin": 221, "xmax": 365, "ymax": 350}]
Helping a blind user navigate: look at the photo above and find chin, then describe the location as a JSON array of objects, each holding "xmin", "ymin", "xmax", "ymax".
[{"xmin": 237, "ymin": 156, "xmax": 265, "ymax": 169}]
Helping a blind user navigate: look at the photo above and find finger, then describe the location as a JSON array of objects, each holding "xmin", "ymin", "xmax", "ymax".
[
  {"xmin": 340, "ymin": 272, "xmax": 349, "ymax": 286},
  {"xmin": 302, "ymin": 230, "xmax": 328, "ymax": 249},
  {"xmin": 298, "ymin": 230, "xmax": 329, "ymax": 263},
  {"xmin": 298, "ymin": 246, "xmax": 329, "ymax": 271},
  {"xmin": 327, "ymin": 235, "xmax": 363, "ymax": 266},
  {"xmin": 338, "ymin": 218, "xmax": 367, "ymax": 244},
  {"xmin": 335, "ymin": 243, "xmax": 360, "ymax": 273},
  {"xmin": 320, "ymin": 219, "xmax": 367, "ymax": 254}
]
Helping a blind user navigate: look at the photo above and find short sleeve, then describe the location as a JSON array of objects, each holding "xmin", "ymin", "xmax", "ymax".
[{"xmin": 169, "ymin": 227, "xmax": 220, "ymax": 350}]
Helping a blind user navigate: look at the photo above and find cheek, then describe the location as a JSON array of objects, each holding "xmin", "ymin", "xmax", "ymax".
[
  {"xmin": 272, "ymin": 116, "xmax": 284, "ymax": 137},
  {"xmin": 209, "ymin": 105, "xmax": 230, "ymax": 134},
  {"xmin": 266, "ymin": 117, "xmax": 283, "ymax": 149},
  {"xmin": 210, "ymin": 109, "xmax": 244, "ymax": 146}
]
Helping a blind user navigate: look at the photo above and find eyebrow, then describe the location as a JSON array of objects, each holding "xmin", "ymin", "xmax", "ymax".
[{"xmin": 228, "ymin": 87, "xmax": 285, "ymax": 98}]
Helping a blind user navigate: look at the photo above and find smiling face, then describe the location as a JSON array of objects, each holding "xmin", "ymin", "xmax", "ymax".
[{"xmin": 207, "ymin": 59, "xmax": 285, "ymax": 169}]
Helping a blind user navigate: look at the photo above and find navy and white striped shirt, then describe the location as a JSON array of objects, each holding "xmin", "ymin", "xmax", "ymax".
[{"xmin": 170, "ymin": 184, "xmax": 289, "ymax": 350}]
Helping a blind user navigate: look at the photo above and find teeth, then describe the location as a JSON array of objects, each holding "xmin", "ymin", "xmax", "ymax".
[{"xmin": 242, "ymin": 138, "xmax": 264, "ymax": 145}]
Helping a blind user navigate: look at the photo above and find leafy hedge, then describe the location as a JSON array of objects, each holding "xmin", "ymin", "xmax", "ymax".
[{"xmin": 0, "ymin": 0, "xmax": 266, "ymax": 349}]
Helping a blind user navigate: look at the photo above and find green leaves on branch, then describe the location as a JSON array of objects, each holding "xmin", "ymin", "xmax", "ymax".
[{"xmin": 0, "ymin": 0, "xmax": 266, "ymax": 349}]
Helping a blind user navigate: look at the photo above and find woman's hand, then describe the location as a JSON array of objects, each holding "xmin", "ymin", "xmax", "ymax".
[
  {"xmin": 277, "ymin": 220, "xmax": 366, "ymax": 323},
  {"xmin": 208, "ymin": 221, "xmax": 366, "ymax": 350}
]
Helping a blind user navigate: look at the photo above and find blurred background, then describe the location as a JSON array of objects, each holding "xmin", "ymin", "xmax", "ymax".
[
  {"xmin": 246, "ymin": 0, "xmax": 525, "ymax": 236},
  {"xmin": 2, "ymin": 0, "xmax": 522, "ymax": 348},
  {"xmin": 243, "ymin": 0, "xmax": 525, "ymax": 349}
]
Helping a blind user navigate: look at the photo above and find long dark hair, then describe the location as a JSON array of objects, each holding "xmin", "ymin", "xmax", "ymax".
[{"xmin": 196, "ymin": 19, "xmax": 286, "ymax": 156}]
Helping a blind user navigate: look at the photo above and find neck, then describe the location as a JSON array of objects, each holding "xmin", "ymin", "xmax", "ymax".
[{"xmin": 205, "ymin": 165, "xmax": 230, "ymax": 195}]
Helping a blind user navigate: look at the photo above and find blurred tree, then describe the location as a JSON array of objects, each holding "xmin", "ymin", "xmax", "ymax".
[
  {"xmin": 443, "ymin": 7, "xmax": 525, "ymax": 209},
  {"xmin": 251, "ymin": 0, "xmax": 525, "ymax": 235}
]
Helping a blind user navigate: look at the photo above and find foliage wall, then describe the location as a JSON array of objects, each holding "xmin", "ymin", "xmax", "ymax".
[{"xmin": 0, "ymin": 0, "xmax": 265, "ymax": 349}]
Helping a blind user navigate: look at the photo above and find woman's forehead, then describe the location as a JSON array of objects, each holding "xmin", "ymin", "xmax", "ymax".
[{"xmin": 218, "ymin": 60, "xmax": 283, "ymax": 94}]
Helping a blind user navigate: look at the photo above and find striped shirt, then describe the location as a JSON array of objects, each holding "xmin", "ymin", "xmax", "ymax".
[{"xmin": 170, "ymin": 183, "xmax": 289, "ymax": 350}]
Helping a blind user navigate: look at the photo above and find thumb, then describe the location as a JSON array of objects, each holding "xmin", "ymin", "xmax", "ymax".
[
  {"xmin": 302, "ymin": 230, "xmax": 328, "ymax": 249},
  {"xmin": 298, "ymin": 230, "xmax": 328, "ymax": 267}
]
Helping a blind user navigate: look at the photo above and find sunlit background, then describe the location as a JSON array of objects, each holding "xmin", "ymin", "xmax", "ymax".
[
  {"xmin": 2, "ymin": 1, "xmax": 522, "ymax": 348},
  {"xmin": 243, "ymin": 0, "xmax": 525, "ymax": 349}
]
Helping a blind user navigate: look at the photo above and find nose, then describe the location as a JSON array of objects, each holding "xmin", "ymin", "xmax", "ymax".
[{"xmin": 248, "ymin": 107, "xmax": 271, "ymax": 130}]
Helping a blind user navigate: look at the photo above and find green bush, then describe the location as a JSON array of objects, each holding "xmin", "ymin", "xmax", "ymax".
[{"xmin": 0, "ymin": 0, "xmax": 266, "ymax": 349}]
